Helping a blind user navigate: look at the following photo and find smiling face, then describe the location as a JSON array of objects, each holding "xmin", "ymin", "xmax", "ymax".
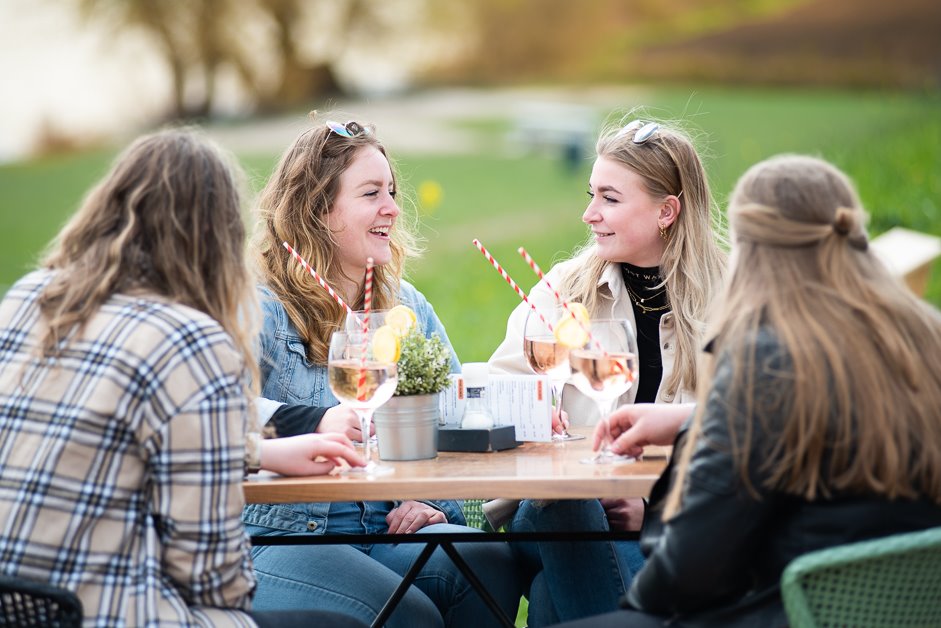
[
  {"xmin": 326, "ymin": 146, "xmax": 400, "ymax": 281},
  {"xmin": 583, "ymin": 156, "xmax": 667, "ymax": 267}
]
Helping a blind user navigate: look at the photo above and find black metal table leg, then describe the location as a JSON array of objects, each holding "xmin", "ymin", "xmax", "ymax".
[
  {"xmin": 251, "ymin": 531, "xmax": 640, "ymax": 628},
  {"xmin": 371, "ymin": 542, "xmax": 438, "ymax": 628},
  {"xmin": 441, "ymin": 542, "xmax": 515, "ymax": 628}
]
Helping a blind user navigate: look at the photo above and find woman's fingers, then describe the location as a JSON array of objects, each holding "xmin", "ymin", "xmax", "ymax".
[
  {"xmin": 313, "ymin": 438, "xmax": 365, "ymax": 467},
  {"xmin": 386, "ymin": 501, "xmax": 444, "ymax": 534}
]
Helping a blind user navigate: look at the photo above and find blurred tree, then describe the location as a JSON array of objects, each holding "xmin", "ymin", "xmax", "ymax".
[
  {"xmin": 76, "ymin": 0, "xmax": 450, "ymax": 119},
  {"xmin": 77, "ymin": 0, "xmax": 257, "ymax": 119},
  {"xmin": 253, "ymin": 0, "xmax": 345, "ymax": 110},
  {"xmin": 253, "ymin": 0, "xmax": 464, "ymax": 108}
]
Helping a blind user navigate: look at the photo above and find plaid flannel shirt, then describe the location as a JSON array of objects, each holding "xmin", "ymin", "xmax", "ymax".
[{"xmin": 0, "ymin": 271, "xmax": 257, "ymax": 627}]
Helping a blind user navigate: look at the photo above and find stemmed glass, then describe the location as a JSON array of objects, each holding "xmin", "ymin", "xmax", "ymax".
[
  {"xmin": 327, "ymin": 315, "xmax": 398, "ymax": 475},
  {"xmin": 568, "ymin": 318, "xmax": 639, "ymax": 464},
  {"xmin": 522, "ymin": 306, "xmax": 585, "ymax": 441},
  {"xmin": 344, "ymin": 310, "xmax": 390, "ymax": 447}
]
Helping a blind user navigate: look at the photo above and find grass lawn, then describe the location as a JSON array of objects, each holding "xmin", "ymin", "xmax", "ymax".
[{"xmin": 1, "ymin": 85, "xmax": 938, "ymax": 364}]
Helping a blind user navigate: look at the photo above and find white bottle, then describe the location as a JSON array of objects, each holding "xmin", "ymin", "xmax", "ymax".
[{"xmin": 461, "ymin": 362, "xmax": 494, "ymax": 430}]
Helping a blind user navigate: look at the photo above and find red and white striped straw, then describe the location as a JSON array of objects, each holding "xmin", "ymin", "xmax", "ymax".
[
  {"xmin": 471, "ymin": 239, "xmax": 554, "ymax": 332},
  {"xmin": 361, "ymin": 257, "xmax": 374, "ymax": 335},
  {"xmin": 356, "ymin": 258, "xmax": 374, "ymax": 401},
  {"xmin": 282, "ymin": 242, "xmax": 354, "ymax": 315},
  {"xmin": 518, "ymin": 246, "xmax": 608, "ymax": 355}
]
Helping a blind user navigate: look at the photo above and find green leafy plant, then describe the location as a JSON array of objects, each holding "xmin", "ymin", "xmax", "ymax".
[{"xmin": 393, "ymin": 327, "xmax": 452, "ymax": 396}]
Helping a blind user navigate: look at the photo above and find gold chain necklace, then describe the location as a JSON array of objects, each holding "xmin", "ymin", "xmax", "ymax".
[{"xmin": 625, "ymin": 282, "xmax": 670, "ymax": 314}]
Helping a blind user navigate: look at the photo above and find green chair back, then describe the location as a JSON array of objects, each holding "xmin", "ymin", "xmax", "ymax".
[
  {"xmin": 781, "ymin": 526, "xmax": 941, "ymax": 627},
  {"xmin": 462, "ymin": 499, "xmax": 490, "ymax": 531}
]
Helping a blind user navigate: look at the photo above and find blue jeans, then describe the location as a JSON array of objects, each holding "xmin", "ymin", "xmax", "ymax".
[
  {"xmin": 507, "ymin": 499, "xmax": 646, "ymax": 627},
  {"xmin": 248, "ymin": 501, "xmax": 520, "ymax": 628}
]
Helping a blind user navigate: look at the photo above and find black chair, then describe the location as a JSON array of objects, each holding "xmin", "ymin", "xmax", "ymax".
[{"xmin": 0, "ymin": 574, "xmax": 82, "ymax": 627}]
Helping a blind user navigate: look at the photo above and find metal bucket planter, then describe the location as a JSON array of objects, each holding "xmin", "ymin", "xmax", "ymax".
[{"xmin": 373, "ymin": 393, "xmax": 440, "ymax": 461}]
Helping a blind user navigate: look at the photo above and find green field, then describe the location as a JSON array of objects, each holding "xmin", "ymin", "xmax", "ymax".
[{"xmin": 1, "ymin": 86, "xmax": 938, "ymax": 362}]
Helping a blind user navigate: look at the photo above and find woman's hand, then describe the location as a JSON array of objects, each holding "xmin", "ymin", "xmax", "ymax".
[
  {"xmin": 593, "ymin": 403, "xmax": 694, "ymax": 458},
  {"xmin": 260, "ymin": 433, "xmax": 365, "ymax": 476},
  {"xmin": 316, "ymin": 405, "xmax": 370, "ymax": 441},
  {"xmin": 386, "ymin": 500, "xmax": 447, "ymax": 534},
  {"xmin": 601, "ymin": 498, "xmax": 645, "ymax": 531}
]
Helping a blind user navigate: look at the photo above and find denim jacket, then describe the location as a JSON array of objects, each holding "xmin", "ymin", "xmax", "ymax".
[{"xmin": 243, "ymin": 280, "xmax": 465, "ymax": 535}]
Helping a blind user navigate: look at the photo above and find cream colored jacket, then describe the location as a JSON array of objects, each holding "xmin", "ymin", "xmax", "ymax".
[{"xmin": 489, "ymin": 258, "xmax": 694, "ymax": 426}]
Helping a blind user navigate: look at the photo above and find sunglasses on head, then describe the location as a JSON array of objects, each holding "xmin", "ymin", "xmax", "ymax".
[
  {"xmin": 615, "ymin": 120, "xmax": 684, "ymax": 199},
  {"xmin": 326, "ymin": 120, "xmax": 368, "ymax": 138},
  {"xmin": 616, "ymin": 120, "xmax": 660, "ymax": 144}
]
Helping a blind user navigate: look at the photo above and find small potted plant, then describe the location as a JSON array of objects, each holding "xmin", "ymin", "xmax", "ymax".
[{"xmin": 373, "ymin": 306, "xmax": 453, "ymax": 460}]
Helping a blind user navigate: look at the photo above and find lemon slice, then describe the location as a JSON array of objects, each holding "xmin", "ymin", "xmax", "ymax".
[
  {"xmin": 553, "ymin": 316, "xmax": 590, "ymax": 348},
  {"xmin": 564, "ymin": 302, "xmax": 590, "ymax": 326},
  {"xmin": 385, "ymin": 305, "xmax": 417, "ymax": 335},
  {"xmin": 372, "ymin": 325, "xmax": 401, "ymax": 363}
]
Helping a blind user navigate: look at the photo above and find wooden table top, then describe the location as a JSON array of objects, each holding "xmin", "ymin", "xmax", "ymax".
[{"xmin": 243, "ymin": 428, "xmax": 668, "ymax": 504}]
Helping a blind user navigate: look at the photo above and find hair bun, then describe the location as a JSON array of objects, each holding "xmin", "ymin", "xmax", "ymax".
[
  {"xmin": 832, "ymin": 207, "xmax": 855, "ymax": 236},
  {"xmin": 833, "ymin": 207, "xmax": 869, "ymax": 251}
]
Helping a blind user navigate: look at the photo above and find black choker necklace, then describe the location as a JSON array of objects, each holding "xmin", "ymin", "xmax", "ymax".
[{"xmin": 621, "ymin": 263, "xmax": 660, "ymax": 283}]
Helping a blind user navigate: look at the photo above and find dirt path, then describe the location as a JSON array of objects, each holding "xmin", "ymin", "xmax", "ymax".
[{"xmin": 204, "ymin": 85, "xmax": 650, "ymax": 156}]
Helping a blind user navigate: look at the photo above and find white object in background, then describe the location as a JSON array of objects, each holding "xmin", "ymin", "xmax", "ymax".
[
  {"xmin": 460, "ymin": 362, "xmax": 495, "ymax": 430},
  {"xmin": 870, "ymin": 227, "xmax": 941, "ymax": 297}
]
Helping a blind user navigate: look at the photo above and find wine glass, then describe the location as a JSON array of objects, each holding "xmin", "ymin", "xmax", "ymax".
[
  {"xmin": 327, "ymin": 323, "xmax": 398, "ymax": 476},
  {"xmin": 567, "ymin": 318, "xmax": 639, "ymax": 464},
  {"xmin": 522, "ymin": 306, "xmax": 585, "ymax": 441},
  {"xmin": 344, "ymin": 309, "xmax": 391, "ymax": 447}
]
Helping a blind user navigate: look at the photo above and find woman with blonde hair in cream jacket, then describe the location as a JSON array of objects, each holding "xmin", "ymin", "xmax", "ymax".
[{"xmin": 489, "ymin": 117, "xmax": 725, "ymax": 626}]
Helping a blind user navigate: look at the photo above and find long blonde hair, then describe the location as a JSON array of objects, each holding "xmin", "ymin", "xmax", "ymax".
[
  {"xmin": 665, "ymin": 154, "xmax": 941, "ymax": 518},
  {"xmin": 254, "ymin": 117, "xmax": 420, "ymax": 364},
  {"xmin": 559, "ymin": 118, "xmax": 726, "ymax": 398},
  {"xmin": 40, "ymin": 128, "xmax": 259, "ymax": 392}
]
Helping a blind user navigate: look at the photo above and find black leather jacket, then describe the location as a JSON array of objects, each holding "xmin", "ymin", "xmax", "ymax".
[{"xmin": 625, "ymin": 329, "xmax": 941, "ymax": 627}]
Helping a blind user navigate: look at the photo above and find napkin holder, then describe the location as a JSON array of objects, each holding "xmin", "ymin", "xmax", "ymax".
[{"xmin": 437, "ymin": 425, "xmax": 520, "ymax": 452}]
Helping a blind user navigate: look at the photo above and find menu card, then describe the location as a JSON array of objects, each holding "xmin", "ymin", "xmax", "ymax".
[{"xmin": 438, "ymin": 373, "xmax": 553, "ymax": 442}]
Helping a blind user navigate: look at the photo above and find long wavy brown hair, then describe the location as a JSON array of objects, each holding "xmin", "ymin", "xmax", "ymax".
[
  {"xmin": 559, "ymin": 117, "xmax": 726, "ymax": 399},
  {"xmin": 39, "ymin": 128, "xmax": 258, "ymax": 393},
  {"xmin": 253, "ymin": 116, "xmax": 420, "ymax": 364},
  {"xmin": 665, "ymin": 154, "xmax": 941, "ymax": 518}
]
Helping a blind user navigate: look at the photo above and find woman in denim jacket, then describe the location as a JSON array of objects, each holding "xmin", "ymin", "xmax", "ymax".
[{"xmin": 242, "ymin": 116, "xmax": 520, "ymax": 628}]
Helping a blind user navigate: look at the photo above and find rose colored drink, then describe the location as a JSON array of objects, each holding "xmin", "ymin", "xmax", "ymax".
[
  {"xmin": 569, "ymin": 350, "xmax": 637, "ymax": 397},
  {"xmin": 523, "ymin": 336, "xmax": 570, "ymax": 376}
]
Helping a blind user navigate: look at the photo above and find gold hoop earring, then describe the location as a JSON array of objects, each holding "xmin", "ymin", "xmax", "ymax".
[{"xmin": 659, "ymin": 224, "xmax": 668, "ymax": 240}]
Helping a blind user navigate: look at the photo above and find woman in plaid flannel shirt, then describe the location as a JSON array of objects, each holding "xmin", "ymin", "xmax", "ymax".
[{"xmin": 0, "ymin": 129, "xmax": 366, "ymax": 627}]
